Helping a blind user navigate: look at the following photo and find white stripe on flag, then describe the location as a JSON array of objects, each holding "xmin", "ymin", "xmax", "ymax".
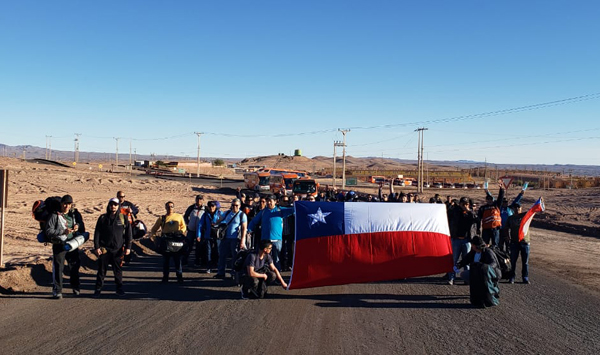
[{"xmin": 344, "ymin": 202, "xmax": 450, "ymax": 236}]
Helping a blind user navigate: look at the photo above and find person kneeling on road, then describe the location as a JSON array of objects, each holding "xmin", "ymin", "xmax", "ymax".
[{"xmin": 241, "ymin": 240, "xmax": 288, "ymax": 299}]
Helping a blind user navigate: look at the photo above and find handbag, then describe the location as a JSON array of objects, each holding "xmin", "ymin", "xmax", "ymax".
[
  {"xmin": 156, "ymin": 233, "xmax": 187, "ymax": 254},
  {"xmin": 215, "ymin": 211, "xmax": 240, "ymax": 240}
]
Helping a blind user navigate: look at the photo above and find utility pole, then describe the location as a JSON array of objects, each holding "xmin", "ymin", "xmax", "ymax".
[
  {"xmin": 338, "ymin": 129, "xmax": 350, "ymax": 189},
  {"xmin": 129, "ymin": 139, "xmax": 133, "ymax": 171},
  {"xmin": 195, "ymin": 132, "xmax": 203, "ymax": 177},
  {"xmin": 74, "ymin": 133, "xmax": 81, "ymax": 163},
  {"xmin": 333, "ymin": 140, "xmax": 343, "ymax": 188},
  {"xmin": 414, "ymin": 128, "xmax": 428, "ymax": 193},
  {"xmin": 45, "ymin": 136, "xmax": 52, "ymax": 160},
  {"xmin": 114, "ymin": 137, "xmax": 120, "ymax": 170}
]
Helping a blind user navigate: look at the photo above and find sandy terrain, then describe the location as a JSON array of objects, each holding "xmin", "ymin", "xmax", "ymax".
[{"xmin": 0, "ymin": 156, "xmax": 599, "ymax": 295}]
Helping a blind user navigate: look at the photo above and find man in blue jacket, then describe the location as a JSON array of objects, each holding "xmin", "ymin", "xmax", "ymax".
[{"xmin": 248, "ymin": 195, "xmax": 294, "ymax": 271}]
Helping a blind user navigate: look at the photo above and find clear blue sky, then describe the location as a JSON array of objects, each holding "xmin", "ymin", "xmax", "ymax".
[{"xmin": 1, "ymin": 1, "xmax": 599, "ymax": 165}]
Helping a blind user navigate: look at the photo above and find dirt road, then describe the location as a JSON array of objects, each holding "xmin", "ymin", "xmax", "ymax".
[{"xmin": 1, "ymin": 248, "xmax": 599, "ymax": 354}]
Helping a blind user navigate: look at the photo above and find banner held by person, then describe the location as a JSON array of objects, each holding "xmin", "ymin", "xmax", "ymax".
[
  {"xmin": 519, "ymin": 197, "xmax": 545, "ymax": 242},
  {"xmin": 288, "ymin": 201, "xmax": 453, "ymax": 290}
]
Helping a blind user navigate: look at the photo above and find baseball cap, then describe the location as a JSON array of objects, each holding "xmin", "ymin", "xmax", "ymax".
[
  {"xmin": 61, "ymin": 195, "xmax": 73, "ymax": 204},
  {"xmin": 109, "ymin": 197, "xmax": 120, "ymax": 205}
]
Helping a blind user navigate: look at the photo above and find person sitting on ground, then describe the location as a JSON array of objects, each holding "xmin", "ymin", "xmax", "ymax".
[
  {"xmin": 456, "ymin": 236, "xmax": 502, "ymax": 308},
  {"xmin": 240, "ymin": 240, "xmax": 288, "ymax": 299}
]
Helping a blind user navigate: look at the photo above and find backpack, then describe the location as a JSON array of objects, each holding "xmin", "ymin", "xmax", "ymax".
[
  {"xmin": 32, "ymin": 196, "xmax": 62, "ymax": 223},
  {"xmin": 482, "ymin": 207, "xmax": 502, "ymax": 229},
  {"xmin": 32, "ymin": 196, "xmax": 62, "ymax": 243},
  {"xmin": 491, "ymin": 246, "xmax": 513, "ymax": 280},
  {"xmin": 233, "ymin": 249, "xmax": 253, "ymax": 273}
]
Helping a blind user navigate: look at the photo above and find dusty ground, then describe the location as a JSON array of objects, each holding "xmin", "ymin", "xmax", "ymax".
[{"xmin": 0, "ymin": 156, "xmax": 599, "ymax": 295}]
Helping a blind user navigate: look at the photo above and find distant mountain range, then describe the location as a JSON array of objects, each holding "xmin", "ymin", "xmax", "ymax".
[{"xmin": 1, "ymin": 143, "xmax": 599, "ymax": 176}]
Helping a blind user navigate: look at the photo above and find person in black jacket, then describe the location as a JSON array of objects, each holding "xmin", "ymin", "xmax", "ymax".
[
  {"xmin": 44, "ymin": 194, "xmax": 85, "ymax": 299},
  {"xmin": 457, "ymin": 236, "xmax": 501, "ymax": 308},
  {"xmin": 93, "ymin": 198, "xmax": 133, "ymax": 296},
  {"xmin": 447, "ymin": 197, "xmax": 479, "ymax": 285}
]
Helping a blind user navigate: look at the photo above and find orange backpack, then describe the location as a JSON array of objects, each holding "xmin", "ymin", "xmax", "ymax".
[{"xmin": 482, "ymin": 207, "xmax": 502, "ymax": 229}]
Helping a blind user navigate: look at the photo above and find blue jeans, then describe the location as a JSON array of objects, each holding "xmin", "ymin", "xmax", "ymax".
[
  {"xmin": 218, "ymin": 238, "xmax": 238, "ymax": 275},
  {"xmin": 482, "ymin": 228, "xmax": 500, "ymax": 247},
  {"xmin": 269, "ymin": 239, "xmax": 283, "ymax": 271},
  {"xmin": 510, "ymin": 242, "xmax": 530, "ymax": 279},
  {"xmin": 449, "ymin": 238, "xmax": 471, "ymax": 280}
]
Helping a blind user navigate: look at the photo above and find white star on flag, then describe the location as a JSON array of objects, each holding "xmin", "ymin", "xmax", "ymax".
[{"xmin": 308, "ymin": 207, "xmax": 331, "ymax": 226}]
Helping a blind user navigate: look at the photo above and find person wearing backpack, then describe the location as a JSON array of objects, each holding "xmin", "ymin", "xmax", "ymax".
[
  {"xmin": 196, "ymin": 200, "xmax": 223, "ymax": 273},
  {"xmin": 478, "ymin": 182, "xmax": 505, "ymax": 247},
  {"xmin": 149, "ymin": 201, "xmax": 187, "ymax": 283},
  {"xmin": 44, "ymin": 194, "xmax": 85, "ymax": 299},
  {"xmin": 240, "ymin": 240, "xmax": 288, "ymax": 299},
  {"xmin": 93, "ymin": 198, "xmax": 133, "ymax": 296},
  {"xmin": 213, "ymin": 199, "xmax": 247, "ymax": 279},
  {"xmin": 183, "ymin": 195, "xmax": 205, "ymax": 266},
  {"xmin": 247, "ymin": 194, "xmax": 294, "ymax": 271}
]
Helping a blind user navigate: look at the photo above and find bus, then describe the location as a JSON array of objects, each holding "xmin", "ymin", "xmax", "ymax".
[
  {"xmin": 243, "ymin": 172, "xmax": 271, "ymax": 192},
  {"xmin": 292, "ymin": 178, "xmax": 319, "ymax": 198}
]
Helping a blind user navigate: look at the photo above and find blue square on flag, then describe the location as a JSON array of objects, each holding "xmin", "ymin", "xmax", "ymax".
[{"xmin": 295, "ymin": 201, "xmax": 344, "ymax": 241}]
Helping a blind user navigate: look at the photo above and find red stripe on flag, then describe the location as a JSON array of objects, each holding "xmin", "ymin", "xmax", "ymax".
[{"xmin": 288, "ymin": 231, "xmax": 453, "ymax": 290}]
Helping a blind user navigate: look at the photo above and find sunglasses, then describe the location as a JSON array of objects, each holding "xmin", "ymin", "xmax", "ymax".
[
  {"xmin": 232, "ymin": 204, "xmax": 240, "ymax": 207},
  {"xmin": 118, "ymin": 195, "xmax": 125, "ymax": 198}
]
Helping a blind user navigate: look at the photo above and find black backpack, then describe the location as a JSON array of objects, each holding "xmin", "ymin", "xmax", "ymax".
[
  {"xmin": 32, "ymin": 196, "xmax": 62, "ymax": 243},
  {"xmin": 491, "ymin": 246, "xmax": 513, "ymax": 279},
  {"xmin": 233, "ymin": 249, "xmax": 253, "ymax": 273}
]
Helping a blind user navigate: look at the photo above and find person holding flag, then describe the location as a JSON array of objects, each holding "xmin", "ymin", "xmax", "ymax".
[{"xmin": 507, "ymin": 197, "xmax": 545, "ymax": 284}]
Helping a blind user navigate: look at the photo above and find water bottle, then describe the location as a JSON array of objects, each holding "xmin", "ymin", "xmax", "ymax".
[{"xmin": 522, "ymin": 181, "xmax": 529, "ymax": 191}]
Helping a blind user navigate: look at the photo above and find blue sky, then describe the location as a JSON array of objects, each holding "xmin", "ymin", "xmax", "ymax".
[{"xmin": 1, "ymin": 1, "xmax": 599, "ymax": 165}]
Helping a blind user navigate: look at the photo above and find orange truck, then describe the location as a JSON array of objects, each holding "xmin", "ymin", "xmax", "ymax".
[{"xmin": 244, "ymin": 172, "xmax": 271, "ymax": 192}]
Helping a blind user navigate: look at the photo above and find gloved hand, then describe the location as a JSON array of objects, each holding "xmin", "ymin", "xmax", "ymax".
[{"xmin": 453, "ymin": 266, "xmax": 460, "ymax": 274}]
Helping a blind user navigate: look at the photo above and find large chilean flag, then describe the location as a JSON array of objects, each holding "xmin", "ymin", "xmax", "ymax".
[{"xmin": 288, "ymin": 201, "xmax": 453, "ymax": 290}]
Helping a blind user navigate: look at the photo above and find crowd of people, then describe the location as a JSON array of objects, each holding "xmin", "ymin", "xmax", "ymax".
[{"xmin": 43, "ymin": 180, "xmax": 533, "ymax": 305}]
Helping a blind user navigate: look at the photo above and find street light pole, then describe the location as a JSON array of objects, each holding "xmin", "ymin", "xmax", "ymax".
[
  {"xmin": 338, "ymin": 129, "xmax": 350, "ymax": 189},
  {"xmin": 195, "ymin": 132, "xmax": 203, "ymax": 178}
]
